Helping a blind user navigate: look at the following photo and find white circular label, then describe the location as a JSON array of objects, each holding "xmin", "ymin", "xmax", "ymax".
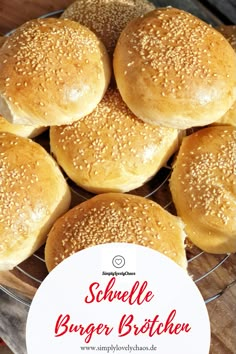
[{"xmin": 26, "ymin": 243, "xmax": 210, "ymax": 353}]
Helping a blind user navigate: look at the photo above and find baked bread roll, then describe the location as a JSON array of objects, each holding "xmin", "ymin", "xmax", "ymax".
[
  {"xmin": 50, "ymin": 87, "xmax": 181, "ymax": 193},
  {"xmin": 0, "ymin": 18, "xmax": 111, "ymax": 126},
  {"xmin": 214, "ymin": 26, "xmax": 236, "ymax": 127},
  {"xmin": 61, "ymin": 0, "xmax": 155, "ymax": 55},
  {"xmin": 113, "ymin": 8, "xmax": 236, "ymax": 129},
  {"xmin": 45, "ymin": 193, "xmax": 187, "ymax": 271},
  {"xmin": 0, "ymin": 132, "xmax": 71, "ymax": 270},
  {"xmin": 0, "ymin": 114, "xmax": 47, "ymax": 138},
  {"xmin": 170, "ymin": 126, "xmax": 236, "ymax": 254}
]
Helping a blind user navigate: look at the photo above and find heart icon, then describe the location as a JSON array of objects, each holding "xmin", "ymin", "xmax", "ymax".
[
  {"xmin": 115, "ymin": 258, "xmax": 122, "ymax": 265},
  {"xmin": 112, "ymin": 255, "xmax": 125, "ymax": 268}
]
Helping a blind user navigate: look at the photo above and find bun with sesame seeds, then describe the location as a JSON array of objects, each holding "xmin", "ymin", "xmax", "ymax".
[
  {"xmin": 213, "ymin": 26, "xmax": 236, "ymax": 127},
  {"xmin": 0, "ymin": 18, "xmax": 111, "ymax": 127},
  {"xmin": 45, "ymin": 193, "xmax": 187, "ymax": 272},
  {"xmin": 113, "ymin": 7, "xmax": 236, "ymax": 130},
  {"xmin": 0, "ymin": 132, "xmax": 71, "ymax": 270},
  {"xmin": 169, "ymin": 126, "xmax": 236, "ymax": 254},
  {"xmin": 50, "ymin": 87, "xmax": 182, "ymax": 193},
  {"xmin": 0, "ymin": 114, "xmax": 47, "ymax": 138},
  {"xmin": 61, "ymin": 0, "xmax": 155, "ymax": 55}
]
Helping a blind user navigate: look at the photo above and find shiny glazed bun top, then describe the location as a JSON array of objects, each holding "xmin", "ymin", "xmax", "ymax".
[
  {"xmin": 113, "ymin": 7, "xmax": 236, "ymax": 129},
  {"xmin": 0, "ymin": 18, "xmax": 111, "ymax": 126},
  {"xmin": 61, "ymin": 0, "xmax": 155, "ymax": 55}
]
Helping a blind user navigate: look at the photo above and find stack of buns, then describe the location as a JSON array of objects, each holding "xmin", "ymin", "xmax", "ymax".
[{"xmin": 1, "ymin": 3, "xmax": 236, "ymax": 273}]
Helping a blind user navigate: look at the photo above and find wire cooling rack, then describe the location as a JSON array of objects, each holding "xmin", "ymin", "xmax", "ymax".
[{"xmin": 0, "ymin": 7, "xmax": 235, "ymax": 309}]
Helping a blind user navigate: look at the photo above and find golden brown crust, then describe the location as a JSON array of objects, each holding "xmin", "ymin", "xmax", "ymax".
[
  {"xmin": 45, "ymin": 193, "xmax": 187, "ymax": 271},
  {"xmin": 170, "ymin": 126, "xmax": 236, "ymax": 254},
  {"xmin": 0, "ymin": 132, "xmax": 71, "ymax": 270},
  {"xmin": 0, "ymin": 18, "xmax": 111, "ymax": 126},
  {"xmin": 50, "ymin": 87, "xmax": 181, "ymax": 193},
  {"xmin": 113, "ymin": 8, "xmax": 236, "ymax": 129},
  {"xmin": 61, "ymin": 0, "xmax": 155, "ymax": 55},
  {"xmin": 0, "ymin": 114, "xmax": 47, "ymax": 138}
]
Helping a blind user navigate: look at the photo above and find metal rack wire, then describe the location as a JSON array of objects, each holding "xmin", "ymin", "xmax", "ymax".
[{"xmin": 1, "ymin": 255, "xmax": 235, "ymax": 308}]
